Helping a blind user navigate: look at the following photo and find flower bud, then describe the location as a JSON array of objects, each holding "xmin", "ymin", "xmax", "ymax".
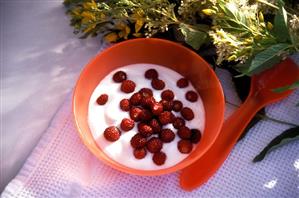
[
  {"xmin": 202, "ymin": 9, "xmax": 216, "ymax": 16},
  {"xmin": 267, "ymin": 22, "xmax": 273, "ymax": 30}
]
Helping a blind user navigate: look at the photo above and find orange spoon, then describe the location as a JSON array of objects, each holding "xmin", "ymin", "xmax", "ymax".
[{"xmin": 180, "ymin": 58, "xmax": 299, "ymax": 191}]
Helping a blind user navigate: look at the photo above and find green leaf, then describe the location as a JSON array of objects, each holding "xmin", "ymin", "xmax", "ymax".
[
  {"xmin": 272, "ymin": 80, "xmax": 299, "ymax": 93},
  {"xmin": 179, "ymin": 24, "xmax": 208, "ymax": 50},
  {"xmin": 253, "ymin": 126, "xmax": 299, "ymax": 162},
  {"xmin": 245, "ymin": 43, "xmax": 290, "ymax": 75},
  {"xmin": 274, "ymin": 6, "xmax": 291, "ymax": 43}
]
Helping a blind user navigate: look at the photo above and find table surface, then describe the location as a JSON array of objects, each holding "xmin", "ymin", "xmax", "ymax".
[{"xmin": 0, "ymin": 0, "xmax": 102, "ymax": 191}]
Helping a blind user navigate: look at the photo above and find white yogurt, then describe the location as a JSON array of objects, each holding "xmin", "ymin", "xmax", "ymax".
[{"xmin": 88, "ymin": 63, "xmax": 205, "ymax": 170}]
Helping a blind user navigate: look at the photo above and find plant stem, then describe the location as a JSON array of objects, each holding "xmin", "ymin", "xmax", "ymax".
[
  {"xmin": 225, "ymin": 100, "xmax": 299, "ymax": 127},
  {"xmin": 256, "ymin": 0, "xmax": 293, "ymax": 17}
]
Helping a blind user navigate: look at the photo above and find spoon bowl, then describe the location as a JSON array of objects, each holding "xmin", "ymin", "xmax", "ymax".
[{"xmin": 180, "ymin": 58, "xmax": 299, "ymax": 191}]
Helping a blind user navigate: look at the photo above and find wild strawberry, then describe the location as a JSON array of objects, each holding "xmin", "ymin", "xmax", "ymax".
[
  {"xmin": 119, "ymin": 98, "xmax": 131, "ymax": 111},
  {"xmin": 141, "ymin": 96, "xmax": 156, "ymax": 107},
  {"xmin": 130, "ymin": 133, "xmax": 147, "ymax": 149},
  {"xmin": 152, "ymin": 151, "xmax": 166, "ymax": 165},
  {"xmin": 104, "ymin": 126, "xmax": 121, "ymax": 142},
  {"xmin": 151, "ymin": 102, "xmax": 164, "ymax": 116},
  {"xmin": 113, "ymin": 71, "xmax": 127, "ymax": 83},
  {"xmin": 120, "ymin": 118, "xmax": 135, "ymax": 131},
  {"xmin": 130, "ymin": 92, "xmax": 142, "ymax": 106},
  {"xmin": 172, "ymin": 117, "xmax": 185, "ymax": 129},
  {"xmin": 172, "ymin": 100, "xmax": 183, "ymax": 112},
  {"xmin": 130, "ymin": 107, "xmax": 143, "ymax": 121},
  {"xmin": 145, "ymin": 69, "xmax": 158, "ymax": 79},
  {"xmin": 177, "ymin": 78, "xmax": 189, "ymax": 88},
  {"xmin": 149, "ymin": 119, "xmax": 162, "ymax": 134},
  {"xmin": 161, "ymin": 89, "xmax": 174, "ymax": 101},
  {"xmin": 177, "ymin": 126, "xmax": 192, "ymax": 139},
  {"xmin": 140, "ymin": 109, "xmax": 153, "ymax": 121},
  {"xmin": 181, "ymin": 107, "xmax": 194, "ymax": 121},
  {"xmin": 138, "ymin": 123, "xmax": 153, "ymax": 137},
  {"xmin": 185, "ymin": 90, "xmax": 198, "ymax": 102},
  {"xmin": 160, "ymin": 100, "xmax": 173, "ymax": 111},
  {"xmin": 177, "ymin": 140, "xmax": 193, "ymax": 154},
  {"xmin": 139, "ymin": 88, "xmax": 153, "ymax": 97},
  {"xmin": 133, "ymin": 148, "xmax": 147, "ymax": 159},
  {"xmin": 147, "ymin": 137, "xmax": 163, "ymax": 153},
  {"xmin": 151, "ymin": 79, "xmax": 165, "ymax": 90},
  {"xmin": 96, "ymin": 94, "xmax": 108, "ymax": 105},
  {"xmin": 121, "ymin": 80, "xmax": 136, "ymax": 93},
  {"xmin": 190, "ymin": 129, "xmax": 202, "ymax": 144},
  {"xmin": 159, "ymin": 129, "xmax": 175, "ymax": 143},
  {"xmin": 159, "ymin": 111, "xmax": 174, "ymax": 125}
]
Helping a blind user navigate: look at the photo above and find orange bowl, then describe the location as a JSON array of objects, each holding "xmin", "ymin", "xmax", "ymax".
[{"xmin": 73, "ymin": 38, "xmax": 224, "ymax": 176}]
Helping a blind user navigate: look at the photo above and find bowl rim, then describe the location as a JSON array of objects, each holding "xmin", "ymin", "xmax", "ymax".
[{"xmin": 72, "ymin": 38, "xmax": 225, "ymax": 176}]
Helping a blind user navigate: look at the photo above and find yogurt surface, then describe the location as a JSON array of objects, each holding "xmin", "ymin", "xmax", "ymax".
[{"xmin": 88, "ymin": 63, "xmax": 205, "ymax": 170}]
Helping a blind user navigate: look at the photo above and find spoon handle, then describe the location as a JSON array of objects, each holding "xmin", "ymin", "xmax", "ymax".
[{"xmin": 180, "ymin": 95, "xmax": 263, "ymax": 191}]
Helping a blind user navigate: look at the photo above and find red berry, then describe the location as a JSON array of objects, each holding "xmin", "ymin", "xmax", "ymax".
[
  {"xmin": 120, "ymin": 118, "xmax": 135, "ymax": 131},
  {"xmin": 139, "ymin": 88, "xmax": 153, "ymax": 97},
  {"xmin": 190, "ymin": 129, "xmax": 202, "ymax": 143},
  {"xmin": 130, "ymin": 134, "xmax": 147, "ymax": 149},
  {"xmin": 159, "ymin": 111, "xmax": 174, "ymax": 125},
  {"xmin": 138, "ymin": 123, "xmax": 153, "ymax": 137},
  {"xmin": 141, "ymin": 96, "xmax": 156, "ymax": 107},
  {"xmin": 160, "ymin": 100, "xmax": 173, "ymax": 111},
  {"xmin": 119, "ymin": 99, "xmax": 131, "ymax": 111},
  {"xmin": 104, "ymin": 126, "xmax": 121, "ymax": 142},
  {"xmin": 145, "ymin": 69, "xmax": 158, "ymax": 79},
  {"xmin": 151, "ymin": 102, "xmax": 164, "ymax": 116},
  {"xmin": 152, "ymin": 151, "xmax": 166, "ymax": 165},
  {"xmin": 147, "ymin": 137, "xmax": 163, "ymax": 153},
  {"xmin": 113, "ymin": 71, "xmax": 127, "ymax": 83},
  {"xmin": 140, "ymin": 109, "xmax": 153, "ymax": 121},
  {"xmin": 130, "ymin": 92, "xmax": 142, "ymax": 106},
  {"xmin": 177, "ymin": 126, "xmax": 192, "ymax": 139},
  {"xmin": 159, "ymin": 129, "xmax": 175, "ymax": 143},
  {"xmin": 96, "ymin": 94, "xmax": 108, "ymax": 105},
  {"xmin": 172, "ymin": 100, "xmax": 183, "ymax": 112},
  {"xmin": 121, "ymin": 80, "xmax": 136, "ymax": 93},
  {"xmin": 185, "ymin": 91, "xmax": 198, "ymax": 102},
  {"xmin": 151, "ymin": 79, "xmax": 165, "ymax": 90},
  {"xmin": 130, "ymin": 107, "xmax": 143, "ymax": 121},
  {"xmin": 133, "ymin": 148, "xmax": 147, "ymax": 159},
  {"xmin": 181, "ymin": 107, "xmax": 194, "ymax": 121},
  {"xmin": 149, "ymin": 119, "xmax": 162, "ymax": 134},
  {"xmin": 178, "ymin": 140, "xmax": 193, "ymax": 154},
  {"xmin": 161, "ymin": 89, "xmax": 174, "ymax": 101},
  {"xmin": 177, "ymin": 78, "xmax": 189, "ymax": 88},
  {"xmin": 172, "ymin": 117, "xmax": 185, "ymax": 129}
]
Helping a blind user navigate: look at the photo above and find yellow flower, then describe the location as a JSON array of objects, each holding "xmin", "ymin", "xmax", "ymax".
[
  {"xmin": 131, "ymin": 9, "xmax": 145, "ymax": 33},
  {"xmin": 81, "ymin": 11, "xmax": 95, "ymax": 23},
  {"xmin": 135, "ymin": 19, "xmax": 144, "ymax": 33},
  {"xmin": 267, "ymin": 22, "xmax": 273, "ymax": 30},
  {"xmin": 104, "ymin": 32, "xmax": 118, "ymax": 42},
  {"xmin": 133, "ymin": 33, "xmax": 143, "ymax": 37},
  {"xmin": 202, "ymin": 9, "xmax": 216, "ymax": 16},
  {"xmin": 259, "ymin": 12, "xmax": 264, "ymax": 22},
  {"xmin": 83, "ymin": 0, "xmax": 97, "ymax": 9},
  {"xmin": 116, "ymin": 23, "xmax": 131, "ymax": 39},
  {"xmin": 228, "ymin": 55, "xmax": 237, "ymax": 61}
]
